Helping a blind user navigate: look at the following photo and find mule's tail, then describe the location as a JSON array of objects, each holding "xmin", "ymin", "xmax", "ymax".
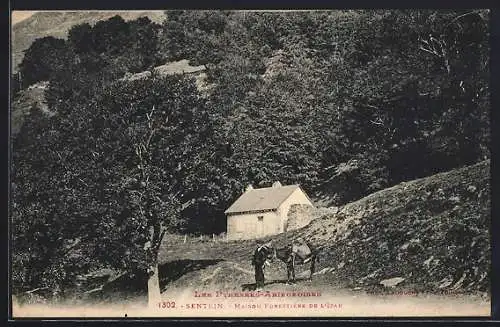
[
  {"xmin": 315, "ymin": 254, "xmax": 320, "ymax": 263},
  {"xmin": 314, "ymin": 245, "xmax": 325, "ymax": 263}
]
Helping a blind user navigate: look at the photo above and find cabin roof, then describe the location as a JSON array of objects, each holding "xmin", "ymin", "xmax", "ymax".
[{"xmin": 224, "ymin": 184, "xmax": 306, "ymax": 215}]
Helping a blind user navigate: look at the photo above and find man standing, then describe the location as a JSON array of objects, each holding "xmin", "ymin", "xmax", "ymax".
[
  {"xmin": 252, "ymin": 246, "xmax": 265, "ymax": 290},
  {"xmin": 251, "ymin": 240, "xmax": 272, "ymax": 290}
]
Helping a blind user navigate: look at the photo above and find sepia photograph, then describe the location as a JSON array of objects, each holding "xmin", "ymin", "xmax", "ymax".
[{"xmin": 10, "ymin": 9, "xmax": 491, "ymax": 318}]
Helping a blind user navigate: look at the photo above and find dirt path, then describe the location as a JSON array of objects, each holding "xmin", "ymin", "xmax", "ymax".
[
  {"xmin": 151, "ymin": 255, "xmax": 490, "ymax": 318},
  {"xmin": 12, "ymin": 241, "xmax": 490, "ymax": 318}
]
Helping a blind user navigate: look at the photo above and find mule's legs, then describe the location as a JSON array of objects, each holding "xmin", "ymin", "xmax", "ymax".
[
  {"xmin": 309, "ymin": 255, "xmax": 316, "ymax": 280},
  {"xmin": 286, "ymin": 263, "xmax": 292, "ymax": 284}
]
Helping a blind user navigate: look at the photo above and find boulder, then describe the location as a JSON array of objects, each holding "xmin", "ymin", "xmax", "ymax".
[{"xmin": 380, "ymin": 277, "xmax": 405, "ymax": 287}]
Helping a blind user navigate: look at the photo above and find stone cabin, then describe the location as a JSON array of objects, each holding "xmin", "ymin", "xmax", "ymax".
[{"xmin": 225, "ymin": 181, "xmax": 314, "ymax": 240}]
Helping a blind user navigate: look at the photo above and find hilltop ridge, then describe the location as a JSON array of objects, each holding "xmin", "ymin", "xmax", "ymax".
[{"xmin": 12, "ymin": 11, "xmax": 165, "ymax": 72}]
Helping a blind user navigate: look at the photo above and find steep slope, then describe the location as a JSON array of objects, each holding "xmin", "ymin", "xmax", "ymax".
[
  {"xmin": 12, "ymin": 11, "xmax": 36, "ymax": 25},
  {"xmin": 278, "ymin": 159, "xmax": 491, "ymax": 293},
  {"xmin": 11, "ymin": 11, "xmax": 165, "ymax": 72},
  {"xmin": 159, "ymin": 160, "xmax": 490, "ymax": 295}
]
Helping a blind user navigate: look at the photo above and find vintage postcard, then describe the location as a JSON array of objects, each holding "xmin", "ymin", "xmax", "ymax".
[{"xmin": 10, "ymin": 9, "xmax": 491, "ymax": 318}]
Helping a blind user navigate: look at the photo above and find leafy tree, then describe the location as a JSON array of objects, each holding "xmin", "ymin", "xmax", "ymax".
[
  {"xmin": 13, "ymin": 73, "xmax": 216, "ymax": 303},
  {"xmin": 67, "ymin": 23, "xmax": 93, "ymax": 54},
  {"xmin": 12, "ymin": 101, "xmax": 99, "ymax": 300},
  {"xmin": 18, "ymin": 36, "xmax": 72, "ymax": 88},
  {"xmin": 91, "ymin": 15, "xmax": 131, "ymax": 55},
  {"xmin": 128, "ymin": 17, "xmax": 162, "ymax": 69},
  {"xmin": 161, "ymin": 10, "xmax": 229, "ymax": 65}
]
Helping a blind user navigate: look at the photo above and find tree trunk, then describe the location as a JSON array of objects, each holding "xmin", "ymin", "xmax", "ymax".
[
  {"xmin": 147, "ymin": 264, "xmax": 161, "ymax": 307},
  {"xmin": 146, "ymin": 228, "xmax": 166, "ymax": 307}
]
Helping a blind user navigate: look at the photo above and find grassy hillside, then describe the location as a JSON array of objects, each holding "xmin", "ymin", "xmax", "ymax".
[
  {"xmin": 11, "ymin": 11, "xmax": 165, "ymax": 72},
  {"xmin": 156, "ymin": 160, "xmax": 490, "ymax": 296},
  {"xmin": 298, "ymin": 159, "xmax": 490, "ymax": 293},
  {"xmin": 15, "ymin": 160, "xmax": 490, "ymax": 305},
  {"xmin": 81, "ymin": 159, "xmax": 478, "ymax": 305},
  {"xmin": 109, "ymin": 161, "xmax": 492, "ymax": 300}
]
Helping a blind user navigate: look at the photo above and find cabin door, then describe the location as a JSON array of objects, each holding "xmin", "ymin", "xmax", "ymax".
[{"xmin": 257, "ymin": 215, "xmax": 264, "ymax": 236}]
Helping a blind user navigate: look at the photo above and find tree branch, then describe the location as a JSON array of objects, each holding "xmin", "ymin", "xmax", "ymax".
[
  {"xmin": 418, "ymin": 46, "xmax": 440, "ymax": 57},
  {"xmin": 445, "ymin": 10, "xmax": 482, "ymax": 30}
]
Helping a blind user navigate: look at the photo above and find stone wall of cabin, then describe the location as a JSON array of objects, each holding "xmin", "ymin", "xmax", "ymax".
[
  {"xmin": 277, "ymin": 188, "xmax": 314, "ymax": 231},
  {"xmin": 285, "ymin": 204, "xmax": 314, "ymax": 231}
]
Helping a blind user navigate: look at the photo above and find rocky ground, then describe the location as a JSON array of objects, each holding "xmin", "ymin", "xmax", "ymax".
[
  {"xmin": 298, "ymin": 160, "xmax": 491, "ymax": 295},
  {"xmin": 157, "ymin": 160, "xmax": 490, "ymax": 298}
]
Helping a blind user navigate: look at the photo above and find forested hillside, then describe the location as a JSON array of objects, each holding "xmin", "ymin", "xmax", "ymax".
[{"xmin": 11, "ymin": 10, "xmax": 489, "ymax": 301}]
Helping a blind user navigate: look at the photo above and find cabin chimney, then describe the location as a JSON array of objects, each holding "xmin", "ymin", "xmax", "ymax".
[
  {"xmin": 245, "ymin": 184, "xmax": 254, "ymax": 192},
  {"xmin": 272, "ymin": 181, "xmax": 282, "ymax": 188}
]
